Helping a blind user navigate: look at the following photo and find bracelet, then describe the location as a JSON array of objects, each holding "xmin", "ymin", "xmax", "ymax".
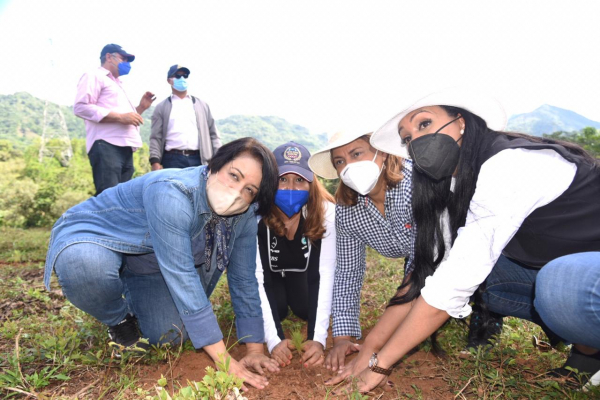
[{"xmin": 369, "ymin": 364, "xmax": 393, "ymax": 376}]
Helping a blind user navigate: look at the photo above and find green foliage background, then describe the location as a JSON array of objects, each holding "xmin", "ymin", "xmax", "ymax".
[
  {"xmin": 0, "ymin": 92, "xmax": 328, "ymax": 228},
  {"xmin": 4, "ymin": 91, "xmax": 599, "ymax": 230},
  {"xmin": 543, "ymin": 127, "xmax": 600, "ymax": 158}
]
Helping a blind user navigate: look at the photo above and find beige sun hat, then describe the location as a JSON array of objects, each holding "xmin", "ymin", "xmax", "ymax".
[
  {"xmin": 370, "ymin": 88, "xmax": 507, "ymax": 158},
  {"xmin": 308, "ymin": 131, "xmax": 371, "ymax": 179}
]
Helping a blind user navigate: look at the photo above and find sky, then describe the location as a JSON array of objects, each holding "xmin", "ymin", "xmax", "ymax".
[{"xmin": 0, "ymin": 0, "xmax": 599, "ymax": 136}]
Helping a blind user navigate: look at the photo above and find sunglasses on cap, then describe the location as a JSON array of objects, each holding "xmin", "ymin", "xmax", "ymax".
[{"xmin": 172, "ymin": 73, "xmax": 189, "ymax": 79}]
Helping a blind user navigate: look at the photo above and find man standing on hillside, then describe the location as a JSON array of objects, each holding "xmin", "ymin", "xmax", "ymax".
[
  {"xmin": 149, "ymin": 65, "xmax": 221, "ymax": 170},
  {"xmin": 74, "ymin": 43, "xmax": 156, "ymax": 195}
]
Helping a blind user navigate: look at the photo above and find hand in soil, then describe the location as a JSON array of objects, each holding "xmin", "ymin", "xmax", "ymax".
[
  {"xmin": 301, "ymin": 340, "xmax": 325, "ymax": 368},
  {"xmin": 240, "ymin": 352, "xmax": 280, "ymax": 375},
  {"xmin": 271, "ymin": 338, "xmax": 295, "ymax": 367},
  {"xmin": 333, "ymin": 368, "xmax": 392, "ymax": 396},
  {"xmin": 324, "ymin": 338, "xmax": 361, "ymax": 373},
  {"xmin": 227, "ymin": 357, "xmax": 270, "ymax": 391},
  {"xmin": 324, "ymin": 346, "xmax": 370, "ymax": 386}
]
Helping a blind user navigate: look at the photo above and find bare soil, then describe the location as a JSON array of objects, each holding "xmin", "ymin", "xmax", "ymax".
[
  {"xmin": 138, "ymin": 337, "xmax": 456, "ymax": 399},
  {"xmin": 2, "ymin": 261, "xmax": 458, "ymax": 399}
]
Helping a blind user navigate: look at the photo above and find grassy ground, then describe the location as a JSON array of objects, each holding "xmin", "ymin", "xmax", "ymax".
[{"xmin": 0, "ymin": 227, "xmax": 598, "ymax": 399}]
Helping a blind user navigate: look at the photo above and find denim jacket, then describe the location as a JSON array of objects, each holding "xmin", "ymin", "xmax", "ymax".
[{"xmin": 44, "ymin": 166, "xmax": 264, "ymax": 349}]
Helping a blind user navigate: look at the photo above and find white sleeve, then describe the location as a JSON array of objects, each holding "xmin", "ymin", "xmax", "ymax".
[
  {"xmin": 254, "ymin": 233, "xmax": 282, "ymax": 353},
  {"xmin": 420, "ymin": 148, "xmax": 577, "ymax": 318},
  {"xmin": 312, "ymin": 202, "xmax": 337, "ymax": 347}
]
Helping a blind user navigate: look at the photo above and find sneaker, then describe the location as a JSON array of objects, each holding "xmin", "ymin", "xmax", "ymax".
[
  {"xmin": 107, "ymin": 314, "xmax": 149, "ymax": 355},
  {"xmin": 548, "ymin": 347, "xmax": 600, "ymax": 390},
  {"xmin": 465, "ymin": 310, "xmax": 503, "ymax": 350}
]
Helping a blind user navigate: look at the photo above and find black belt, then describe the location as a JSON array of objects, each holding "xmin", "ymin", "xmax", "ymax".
[{"xmin": 165, "ymin": 149, "xmax": 200, "ymax": 156}]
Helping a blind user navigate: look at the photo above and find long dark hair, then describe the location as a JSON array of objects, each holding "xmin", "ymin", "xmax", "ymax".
[{"xmin": 389, "ymin": 105, "xmax": 597, "ymax": 306}]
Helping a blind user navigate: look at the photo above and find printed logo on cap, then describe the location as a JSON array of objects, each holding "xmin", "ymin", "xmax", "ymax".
[{"xmin": 283, "ymin": 146, "xmax": 301, "ymax": 164}]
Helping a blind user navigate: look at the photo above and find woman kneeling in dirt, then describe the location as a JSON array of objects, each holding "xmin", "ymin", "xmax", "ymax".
[
  {"xmin": 44, "ymin": 137, "xmax": 280, "ymax": 390},
  {"xmin": 335, "ymin": 88, "xmax": 600, "ymax": 392},
  {"xmin": 254, "ymin": 142, "xmax": 336, "ymax": 369},
  {"xmin": 307, "ymin": 130, "xmax": 416, "ymax": 375}
]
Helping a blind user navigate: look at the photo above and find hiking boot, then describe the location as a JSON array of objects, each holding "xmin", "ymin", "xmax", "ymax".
[
  {"xmin": 107, "ymin": 314, "xmax": 149, "ymax": 355},
  {"xmin": 465, "ymin": 310, "xmax": 503, "ymax": 350},
  {"xmin": 548, "ymin": 347, "xmax": 600, "ymax": 390}
]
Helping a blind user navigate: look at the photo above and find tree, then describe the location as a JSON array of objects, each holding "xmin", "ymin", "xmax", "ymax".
[{"xmin": 544, "ymin": 127, "xmax": 600, "ymax": 158}]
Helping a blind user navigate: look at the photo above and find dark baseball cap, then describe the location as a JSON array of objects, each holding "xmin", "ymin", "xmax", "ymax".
[
  {"xmin": 100, "ymin": 44, "xmax": 135, "ymax": 62},
  {"xmin": 167, "ymin": 64, "xmax": 191, "ymax": 78},
  {"xmin": 273, "ymin": 142, "xmax": 314, "ymax": 182}
]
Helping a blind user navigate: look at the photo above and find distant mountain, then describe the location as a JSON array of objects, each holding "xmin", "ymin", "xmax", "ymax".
[
  {"xmin": 0, "ymin": 92, "xmax": 326, "ymax": 152},
  {"xmin": 507, "ymin": 105, "xmax": 600, "ymax": 136},
  {"xmin": 217, "ymin": 115, "xmax": 327, "ymax": 152}
]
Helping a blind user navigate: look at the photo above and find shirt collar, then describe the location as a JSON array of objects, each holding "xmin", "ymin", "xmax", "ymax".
[
  {"xmin": 171, "ymin": 93, "xmax": 192, "ymax": 101},
  {"xmin": 99, "ymin": 66, "xmax": 120, "ymax": 83},
  {"xmin": 356, "ymin": 187, "xmax": 393, "ymax": 208},
  {"xmin": 198, "ymin": 166, "xmax": 212, "ymax": 215}
]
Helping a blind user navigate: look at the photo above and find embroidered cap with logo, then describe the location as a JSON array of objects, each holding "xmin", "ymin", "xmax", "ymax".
[{"xmin": 273, "ymin": 141, "xmax": 314, "ymax": 182}]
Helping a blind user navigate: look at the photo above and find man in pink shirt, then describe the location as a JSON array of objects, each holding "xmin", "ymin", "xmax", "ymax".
[{"xmin": 74, "ymin": 43, "xmax": 155, "ymax": 195}]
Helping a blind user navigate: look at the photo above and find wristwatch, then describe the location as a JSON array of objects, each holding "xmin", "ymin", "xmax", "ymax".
[{"xmin": 368, "ymin": 353, "xmax": 393, "ymax": 376}]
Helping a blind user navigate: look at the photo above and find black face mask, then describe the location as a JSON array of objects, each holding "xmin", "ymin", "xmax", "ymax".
[{"xmin": 408, "ymin": 116, "xmax": 462, "ymax": 181}]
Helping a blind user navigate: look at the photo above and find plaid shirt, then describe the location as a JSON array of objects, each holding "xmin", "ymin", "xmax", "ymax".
[{"xmin": 332, "ymin": 160, "xmax": 414, "ymax": 339}]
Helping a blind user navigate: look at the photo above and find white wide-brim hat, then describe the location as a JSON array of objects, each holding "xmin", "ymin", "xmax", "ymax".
[
  {"xmin": 308, "ymin": 131, "xmax": 371, "ymax": 179},
  {"xmin": 370, "ymin": 88, "xmax": 507, "ymax": 158}
]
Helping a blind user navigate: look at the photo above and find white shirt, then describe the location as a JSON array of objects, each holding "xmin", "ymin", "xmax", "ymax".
[
  {"xmin": 421, "ymin": 148, "xmax": 577, "ymax": 318},
  {"xmin": 165, "ymin": 94, "xmax": 199, "ymax": 151},
  {"xmin": 255, "ymin": 202, "xmax": 337, "ymax": 352}
]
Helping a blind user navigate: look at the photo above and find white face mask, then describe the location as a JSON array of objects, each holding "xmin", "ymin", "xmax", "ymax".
[
  {"xmin": 339, "ymin": 151, "xmax": 383, "ymax": 196},
  {"xmin": 206, "ymin": 171, "xmax": 250, "ymax": 216}
]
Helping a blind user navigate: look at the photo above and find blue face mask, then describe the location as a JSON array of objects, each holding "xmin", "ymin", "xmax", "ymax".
[
  {"xmin": 275, "ymin": 190, "xmax": 309, "ymax": 217},
  {"xmin": 118, "ymin": 61, "xmax": 131, "ymax": 76},
  {"xmin": 109, "ymin": 54, "xmax": 131, "ymax": 76},
  {"xmin": 173, "ymin": 77, "xmax": 188, "ymax": 92}
]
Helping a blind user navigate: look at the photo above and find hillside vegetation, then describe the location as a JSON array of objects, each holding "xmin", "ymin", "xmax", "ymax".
[
  {"xmin": 2, "ymin": 91, "xmax": 599, "ymax": 229},
  {"xmin": 0, "ymin": 92, "xmax": 328, "ymax": 228},
  {"xmin": 0, "ymin": 92, "xmax": 327, "ymax": 151}
]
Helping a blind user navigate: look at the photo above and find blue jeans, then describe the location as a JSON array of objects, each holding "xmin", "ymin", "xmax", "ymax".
[
  {"xmin": 45, "ymin": 166, "xmax": 264, "ymax": 348},
  {"xmin": 54, "ymin": 242, "xmax": 223, "ymax": 345},
  {"xmin": 88, "ymin": 140, "xmax": 134, "ymax": 195},
  {"xmin": 482, "ymin": 253, "xmax": 600, "ymax": 349},
  {"xmin": 162, "ymin": 152, "xmax": 201, "ymax": 169}
]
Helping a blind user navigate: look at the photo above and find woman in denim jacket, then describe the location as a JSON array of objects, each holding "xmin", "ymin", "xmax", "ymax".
[{"xmin": 44, "ymin": 137, "xmax": 279, "ymax": 390}]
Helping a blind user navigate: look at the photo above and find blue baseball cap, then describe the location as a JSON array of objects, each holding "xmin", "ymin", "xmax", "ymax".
[
  {"xmin": 167, "ymin": 64, "xmax": 191, "ymax": 78},
  {"xmin": 273, "ymin": 142, "xmax": 314, "ymax": 182},
  {"xmin": 100, "ymin": 44, "xmax": 135, "ymax": 62}
]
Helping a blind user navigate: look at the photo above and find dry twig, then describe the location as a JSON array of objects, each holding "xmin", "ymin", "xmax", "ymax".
[
  {"xmin": 6, "ymin": 386, "xmax": 38, "ymax": 398},
  {"xmin": 15, "ymin": 328, "xmax": 26, "ymax": 387},
  {"xmin": 71, "ymin": 378, "xmax": 101, "ymax": 399},
  {"xmin": 454, "ymin": 376, "xmax": 474, "ymax": 399}
]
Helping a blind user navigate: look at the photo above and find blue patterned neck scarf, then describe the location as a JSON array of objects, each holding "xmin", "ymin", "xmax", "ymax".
[{"xmin": 204, "ymin": 214, "xmax": 233, "ymax": 272}]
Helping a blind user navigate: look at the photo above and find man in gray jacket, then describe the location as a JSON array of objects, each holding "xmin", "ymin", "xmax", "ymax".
[{"xmin": 149, "ymin": 65, "xmax": 222, "ymax": 170}]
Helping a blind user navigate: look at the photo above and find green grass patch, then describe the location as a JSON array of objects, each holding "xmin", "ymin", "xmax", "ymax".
[
  {"xmin": 0, "ymin": 229, "xmax": 599, "ymax": 398},
  {"xmin": 0, "ymin": 227, "xmax": 51, "ymax": 262}
]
